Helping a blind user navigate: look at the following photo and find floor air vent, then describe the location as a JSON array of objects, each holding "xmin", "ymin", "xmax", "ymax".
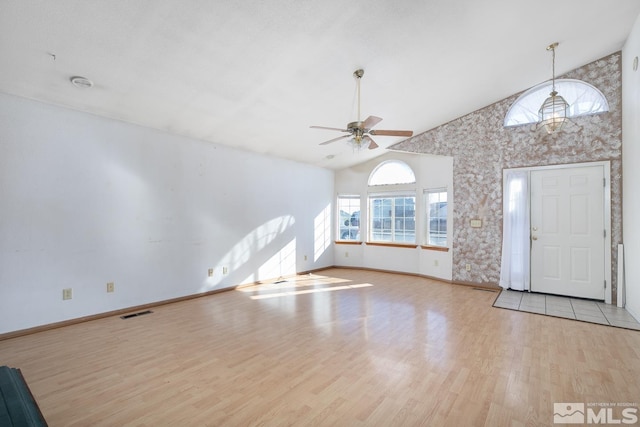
[{"xmin": 120, "ymin": 310, "xmax": 153, "ymax": 319}]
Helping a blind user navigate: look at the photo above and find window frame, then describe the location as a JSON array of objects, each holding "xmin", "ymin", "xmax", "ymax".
[
  {"xmin": 336, "ymin": 194, "xmax": 361, "ymax": 242},
  {"xmin": 368, "ymin": 192, "xmax": 416, "ymax": 244},
  {"xmin": 424, "ymin": 188, "xmax": 448, "ymax": 248}
]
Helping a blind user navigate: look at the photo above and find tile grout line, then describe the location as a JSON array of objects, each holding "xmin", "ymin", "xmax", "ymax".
[
  {"xmin": 569, "ymin": 298, "xmax": 575, "ymax": 320},
  {"xmin": 569, "ymin": 299, "xmax": 582, "ymax": 322},
  {"xmin": 595, "ymin": 301, "xmax": 613, "ymax": 325},
  {"xmin": 518, "ymin": 292, "xmax": 523, "ymax": 310}
]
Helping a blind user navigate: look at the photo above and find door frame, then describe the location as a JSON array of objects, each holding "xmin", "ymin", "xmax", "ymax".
[{"xmin": 503, "ymin": 161, "xmax": 612, "ymax": 303}]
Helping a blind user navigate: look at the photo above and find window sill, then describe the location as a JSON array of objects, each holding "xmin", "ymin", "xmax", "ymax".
[
  {"xmin": 420, "ymin": 245, "xmax": 450, "ymax": 252},
  {"xmin": 334, "ymin": 242, "xmax": 449, "ymax": 252},
  {"xmin": 365, "ymin": 242, "xmax": 418, "ymax": 249}
]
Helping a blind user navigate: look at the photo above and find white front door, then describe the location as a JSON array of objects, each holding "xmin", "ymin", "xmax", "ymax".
[{"xmin": 530, "ymin": 165, "xmax": 605, "ymax": 300}]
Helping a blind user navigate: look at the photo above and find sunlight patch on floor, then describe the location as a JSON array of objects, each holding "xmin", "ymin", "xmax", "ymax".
[
  {"xmin": 236, "ymin": 274, "xmax": 352, "ymax": 293},
  {"xmin": 249, "ymin": 283, "xmax": 373, "ymax": 300}
]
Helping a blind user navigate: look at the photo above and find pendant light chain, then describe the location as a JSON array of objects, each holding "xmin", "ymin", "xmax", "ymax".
[
  {"xmin": 547, "ymin": 42, "xmax": 560, "ymax": 96},
  {"xmin": 551, "ymin": 44, "xmax": 557, "ymax": 95}
]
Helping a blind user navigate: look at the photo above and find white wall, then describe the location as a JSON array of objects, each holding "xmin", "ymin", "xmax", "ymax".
[
  {"xmin": 623, "ymin": 13, "xmax": 640, "ymax": 320},
  {"xmin": 334, "ymin": 152, "xmax": 454, "ymax": 281},
  {"xmin": 0, "ymin": 92, "xmax": 334, "ymax": 334}
]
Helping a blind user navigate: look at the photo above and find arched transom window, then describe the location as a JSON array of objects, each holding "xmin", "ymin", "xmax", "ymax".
[
  {"xmin": 368, "ymin": 160, "xmax": 416, "ymax": 186},
  {"xmin": 504, "ymin": 79, "xmax": 609, "ymax": 128}
]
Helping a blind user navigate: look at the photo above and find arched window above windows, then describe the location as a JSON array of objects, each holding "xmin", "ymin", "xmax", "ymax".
[
  {"xmin": 368, "ymin": 160, "xmax": 416, "ymax": 186},
  {"xmin": 504, "ymin": 79, "xmax": 609, "ymax": 128}
]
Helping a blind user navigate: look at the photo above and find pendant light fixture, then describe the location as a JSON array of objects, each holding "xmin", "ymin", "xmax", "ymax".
[{"xmin": 538, "ymin": 42, "xmax": 569, "ymax": 133}]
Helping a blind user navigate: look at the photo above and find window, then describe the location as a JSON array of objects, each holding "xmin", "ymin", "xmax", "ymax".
[
  {"xmin": 337, "ymin": 195, "xmax": 360, "ymax": 241},
  {"xmin": 367, "ymin": 160, "xmax": 417, "ymax": 244},
  {"xmin": 368, "ymin": 160, "xmax": 416, "ymax": 186},
  {"xmin": 369, "ymin": 195, "xmax": 416, "ymax": 243},
  {"xmin": 425, "ymin": 189, "xmax": 447, "ymax": 246},
  {"xmin": 504, "ymin": 79, "xmax": 609, "ymax": 127}
]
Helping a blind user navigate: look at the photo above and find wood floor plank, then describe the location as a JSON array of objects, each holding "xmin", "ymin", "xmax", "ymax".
[{"xmin": 1, "ymin": 268, "xmax": 639, "ymax": 426}]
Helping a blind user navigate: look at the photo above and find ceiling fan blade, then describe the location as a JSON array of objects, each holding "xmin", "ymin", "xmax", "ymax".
[
  {"xmin": 363, "ymin": 135, "xmax": 379, "ymax": 150},
  {"xmin": 362, "ymin": 116, "xmax": 383, "ymax": 129},
  {"xmin": 310, "ymin": 125, "xmax": 349, "ymax": 132},
  {"xmin": 319, "ymin": 134, "xmax": 350, "ymax": 145},
  {"xmin": 369, "ymin": 129, "xmax": 413, "ymax": 137}
]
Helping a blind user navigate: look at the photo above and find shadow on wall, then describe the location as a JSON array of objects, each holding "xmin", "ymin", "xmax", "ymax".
[
  {"xmin": 314, "ymin": 204, "xmax": 331, "ymax": 262},
  {"xmin": 201, "ymin": 203, "xmax": 333, "ymax": 291},
  {"xmin": 200, "ymin": 215, "xmax": 296, "ymax": 291}
]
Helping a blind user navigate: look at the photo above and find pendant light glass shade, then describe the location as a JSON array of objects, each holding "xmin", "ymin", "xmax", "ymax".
[
  {"xmin": 538, "ymin": 42, "xmax": 569, "ymax": 133},
  {"xmin": 538, "ymin": 90, "xmax": 569, "ymax": 133},
  {"xmin": 347, "ymin": 129, "xmax": 365, "ymax": 150}
]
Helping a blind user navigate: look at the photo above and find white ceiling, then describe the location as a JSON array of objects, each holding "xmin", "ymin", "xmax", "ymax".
[{"xmin": 1, "ymin": 1, "xmax": 639, "ymax": 170}]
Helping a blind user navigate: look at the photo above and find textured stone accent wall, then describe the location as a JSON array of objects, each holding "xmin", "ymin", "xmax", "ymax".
[{"xmin": 390, "ymin": 52, "xmax": 622, "ymax": 293}]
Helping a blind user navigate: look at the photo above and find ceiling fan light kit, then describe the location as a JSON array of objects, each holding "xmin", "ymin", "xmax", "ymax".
[{"xmin": 311, "ymin": 69, "xmax": 413, "ymax": 150}]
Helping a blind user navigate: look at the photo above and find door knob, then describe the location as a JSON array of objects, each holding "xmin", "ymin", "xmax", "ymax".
[
  {"xmin": 532, "ymin": 227, "xmax": 538, "ymax": 231},
  {"xmin": 532, "ymin": 236, "xmax": 538, "ymax": 241}
]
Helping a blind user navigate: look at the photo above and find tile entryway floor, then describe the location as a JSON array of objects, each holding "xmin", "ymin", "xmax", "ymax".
[{"xmin": 494, "ymin": 289, "xmax": 640, "ymax": 330}]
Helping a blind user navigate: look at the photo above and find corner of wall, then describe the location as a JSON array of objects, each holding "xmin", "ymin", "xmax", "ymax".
[{"xmin": 622, "ymin": 12, "xmax": 640, "ymax": 320}]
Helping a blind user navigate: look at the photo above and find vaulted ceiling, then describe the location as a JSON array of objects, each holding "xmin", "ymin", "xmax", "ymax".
[{"xmin": 1, "ymin": 1, "xmax": 639, "ymax": 169}]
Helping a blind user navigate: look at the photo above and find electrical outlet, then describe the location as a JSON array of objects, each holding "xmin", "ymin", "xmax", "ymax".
[
  {"xmin": 345, "ymin": 251, "xmax": 349, "ymax": 258},
  {"xmin": 434, "ymin": 260, "xmax": 439, "ymax": 267},
  {"xmin": 223, "ymin": 266, "xmax": 228, "ymax": 275},
  {"xmin": 107, "ymin": 282, "xmax": 115, "ymax": 293},
  {"xmin": 62, "ymin": 288, "xmax": 73, "ymax": 300},
  {"xmin": 466, "ymin": 264, "xmax": 471, "ymax": 271},
  {"xmin": 208, "ymin": 268, "xmax": 214, "ymax": 277},
  {"xmin": 304, "ymin": 255, "xmax": 308, "ymax": 261}
]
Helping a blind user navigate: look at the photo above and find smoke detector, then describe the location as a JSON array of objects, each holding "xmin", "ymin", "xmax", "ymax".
[{"xmin": 70, "ymin": 76, "xmax": 93, "ymax": 89}]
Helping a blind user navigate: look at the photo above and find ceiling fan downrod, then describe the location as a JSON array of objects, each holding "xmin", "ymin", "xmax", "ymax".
[{"xmin": 354, "ymin": 69, "xmax": 364, "ymax": 123}]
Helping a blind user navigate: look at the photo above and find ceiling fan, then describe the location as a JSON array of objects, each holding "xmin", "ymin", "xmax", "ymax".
[{"xmin": 311, "ymin": 69, "xmax": 413, "ymax": 150}]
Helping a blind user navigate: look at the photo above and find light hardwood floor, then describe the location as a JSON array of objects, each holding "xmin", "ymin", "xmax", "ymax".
[{"xmin": 1, "ymin": 268, "xmax": 639, "ymax": 426}]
